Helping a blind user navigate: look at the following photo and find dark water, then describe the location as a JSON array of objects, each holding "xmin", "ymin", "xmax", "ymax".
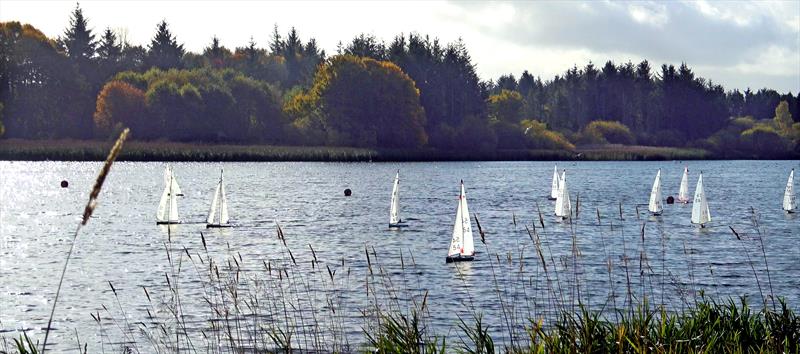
[{"xmin": 1, "ymin": 160, "xmax": 798, "ymax": 351}]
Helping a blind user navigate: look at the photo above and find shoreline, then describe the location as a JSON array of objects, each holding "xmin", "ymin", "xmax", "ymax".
[{"xmin": 0, "ymin": 139, "xmax": 795, "ymax": 162}]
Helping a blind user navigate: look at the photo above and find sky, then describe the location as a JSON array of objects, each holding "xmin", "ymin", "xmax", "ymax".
[{"xmin": 1, "ymin": 0, "xmax": 798, "ymax": 93}]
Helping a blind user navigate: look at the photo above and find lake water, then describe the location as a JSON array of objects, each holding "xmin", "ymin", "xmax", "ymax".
[{"xmin": 1, "ymin": 160, "xmax": 798, "ymax": 351}]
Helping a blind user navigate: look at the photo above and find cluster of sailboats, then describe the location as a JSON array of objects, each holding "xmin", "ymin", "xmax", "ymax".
[
  {"xmin": 156, "ymin": 166, "xmax": 230, "ymax": 228},
  {"xmin": 434, "ymin": 166, "xmax": 793, "ymax": 263},
  {"xmin": 154, "ymin": 164, "xmax": 796, "ymax": 264}
]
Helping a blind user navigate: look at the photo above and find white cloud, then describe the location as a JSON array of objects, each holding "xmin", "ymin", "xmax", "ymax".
[{"xmin": 628, "ymin": 2, "xmax": 669, "ymax": 27}]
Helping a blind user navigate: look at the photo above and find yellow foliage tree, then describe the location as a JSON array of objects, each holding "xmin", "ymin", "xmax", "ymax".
[
  {"xmin": 301, "ymin": 55, "xmax": 427, "ymax": 148},
  {"xmin": 488, "ymin": 89, "xmax": 525, "ymax": 123}
]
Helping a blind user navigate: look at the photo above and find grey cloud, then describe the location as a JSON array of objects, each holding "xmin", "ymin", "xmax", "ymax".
[{"xmin": 449, "ymin": 1, "xmax": 799, "ymax": 91}]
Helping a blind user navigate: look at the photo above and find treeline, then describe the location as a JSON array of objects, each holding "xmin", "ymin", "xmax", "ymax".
[{"xmin": 1, "ymin": 5, "xmax": 798, "ymax": 157}]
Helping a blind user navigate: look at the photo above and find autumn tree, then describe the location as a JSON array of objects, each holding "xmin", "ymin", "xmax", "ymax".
[
  {"xmin": 0, "ymin": 22, "xmax": 88, "ymax": 138},
  {"xmin": 774, "ymin": 100, "xmax": 793, "ymax": 132},
  {"xmin": 488, "ymin": 89, "xmax": 525, "ymax": 123},
  {"xmin": 202, "ymin": 36, "xmax": 231, "ymax": 68},
  {"xmin": 300, "ymin": 55, "xmax": 427, "ymax": 148},
  {"xmin": 93, "ymin": 80, "xmax": 147, "ymax": 137}
]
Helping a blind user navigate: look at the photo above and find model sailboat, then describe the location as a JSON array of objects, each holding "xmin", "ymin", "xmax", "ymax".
[
  {"xmin": 389, "ymin": 171, "xmax": 405, "ymax": 227},
  {"xmin": 691, "ymin": 172, "xmax": 711, "ymax": 227},
  {"xmin": 163, "ymin": 166, "xmax": 184, "ymax": 196},
  {"xmin": 446, "ymin": 180, "xmax": 475, "ymax": 263},
  {"xmin": 678, "ymin": 167, "xmax": 689, "ymax": 203},
  {"xmin": 554, "ymin": 170, "xmax": 571, "ymax": 220},
  {"xmin": 206, "ymin": 169, "xmax": 231, "ymax": 228},
  {"xmin": 156, "ymin": 168, "xmax": 181, "ymax": 224},
  {"xmin": 549, "ymin": 165, "xmax": 559, "ymax": 200},
  {"xmin": 783, "ymin": 169, "xmax": 796, "ymax": 213},
  {"xmin": 648, "ymin": 169, "xmax": 663, "ymax": 215}
]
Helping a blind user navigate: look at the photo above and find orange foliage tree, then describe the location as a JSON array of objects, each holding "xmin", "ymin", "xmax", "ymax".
[{"xmin": 93, "ymin": 81, "xmax": 147, "ymax": 137}]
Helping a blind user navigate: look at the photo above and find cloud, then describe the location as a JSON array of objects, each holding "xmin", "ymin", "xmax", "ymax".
[{"xmin": 447, "ymin": 0, "xmax": 799, "ymax": 92}]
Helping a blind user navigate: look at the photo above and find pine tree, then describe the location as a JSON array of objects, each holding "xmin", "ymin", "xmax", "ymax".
[
  {"xmin": 244, "ymin": 36, "xmax": 258, "ymax": 63},
  {"xmin": 60, "ymin": 3, "xmax": 96, "ymax": 62},
  {"xmin": 204, "ymin": 36, "xmax": 223, "ymax": 59},
  {"xmin": 269, "ymin": 24, "xmax": 283, "ymax": 55},
  {"xmin": 147, "ymin": 20, "xmax": 184, "ymax": 69},
  {"xmin": 97, "ymin": 28, "xmax": 121, "ymax": 63}
]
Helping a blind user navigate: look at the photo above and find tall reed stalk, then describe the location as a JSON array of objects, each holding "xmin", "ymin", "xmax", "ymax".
[{"xmin": 41, "ymin": 129, "xmax": 129, "ymax": 353}]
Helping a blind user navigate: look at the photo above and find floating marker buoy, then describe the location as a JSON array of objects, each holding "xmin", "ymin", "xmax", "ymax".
[
  {"xmin": 60, "ymin": 180, "xmax": 69, "ymax": 188},
  {"xmin": 344, "ymin": 188, "xmax": 352, "ymax": 197},
  {"xmin": 666, "ymin": 196, "xmax": 674, "ymax": 204}
]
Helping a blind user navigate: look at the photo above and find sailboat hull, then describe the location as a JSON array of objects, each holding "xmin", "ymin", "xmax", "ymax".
[
  {"xmin": 445, "ymin": 255, "xmax": 474, "ymax": 263},
  {"xmin": 547, "ymin": 196, "xmax": 557, "ymax": 201},
  {"xmin": 388, "ymin": 222, "xmax": 408, "ymax": 228},
  {"xmin": 206, "ymin": 223, "xmax": 232, "ymax": 228},
  {"xmin": 156, "ymin": 221, "xmax": 181, "ymax": 225}
]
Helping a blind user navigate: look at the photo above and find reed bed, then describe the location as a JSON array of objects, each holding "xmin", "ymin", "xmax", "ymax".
[{"xmin": 0, "ymin": 139, "xmax": 718, "ymax": 162}]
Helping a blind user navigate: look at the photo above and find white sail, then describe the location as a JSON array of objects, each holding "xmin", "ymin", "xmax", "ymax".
[
  {"xmin": 448, "ymin": 181, "xmax": 475, "ymax": 257},
  {"xmin": 783, "ymin": 169, "xmax": 796, "ymax": 212},
  {"xmin": 207, "ymin": 170, "xmax": 230, "ymax": 226},
  {"xmin": 389, "ymin": 171, "xmax": 400, "ymax": 225},
  {"xmin": 678, "ymin": 167, "xmax": 689, "ymax": 203},
  {"xmin": 163, "ymin": 166, "xmax": 184, "ymax": 197},
  {"xmin": 219, "ymin": 178, "xmax": 229, "ymax": 224},
  {"xmin": 554, "ymin": 171, "xmax": 571, "ymax": 219},
  {"xmin": 648, "ymin": 169, "xmax": 663, "ymax": 214},
  {"xmin": 550, "ymin": 165, "xmax": 559, "ymax": 199},
  {"xmin": 157, "ymin": 172, "xmax": 180, "ymax": 223},
  {"xmin": 170, "ymin": 167, "xmax": 183, "ymax": 196},
  {"xmin": 168, "ymin": 186, "xmax": 179, "ymax": 222},
  {"xmin": 157, "ymin": 184, "xmax": 170, "ymax": 222},
  {"xmin": 691, "ymin": 173, "xmax": 711, "ymax": 225},
  {"xmin": 206, "ymin": 183, "xmax": 220, "ymax": 224}
]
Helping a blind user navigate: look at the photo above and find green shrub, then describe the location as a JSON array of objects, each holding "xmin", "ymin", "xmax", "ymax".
[
  {"xmin": 581, "ymin": 120, "xmax": 635, "ymax": 145},
  {"xmin": 740, "ymin": 125, "xmax": 790, "ymax": 154},
  {"xmin": 521, "ymin": 119, "xmax": 575, "ymax": 150},
  {"xmin": 492, "ymin": 121, "xmax": 527, "ymax": 149}
]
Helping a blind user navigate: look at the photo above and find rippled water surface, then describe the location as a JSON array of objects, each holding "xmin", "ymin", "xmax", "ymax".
[{"xmin": 1, "ymin": 160, "xmax": 798, "ymax": 351}]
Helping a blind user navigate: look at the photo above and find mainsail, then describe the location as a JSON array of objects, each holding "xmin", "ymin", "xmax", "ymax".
[
  {"xmin": 691, "ymin": 173, "xmax": 711, "ymax": 225},
  {"xmin": 448, "ymin": 181, "xmax": 475, "ymax": 257},
  {"xmin": 206, "ymin": 170, "xmax": 230, "ymax": 226},
  {"xmin": 648, "ymin": 169, "xmax": 663, "ymax": 215},
  {"xmin": 550, "ymin": 165, "xmax": 559, "ymax": 200},
  {"xmin": 678, "ymin": 167, "xmax": 689, "ymax": 203},
  {"xmin": 389, "ymin": 171, "xmax": 401, "ymax": 225},
  {"xmin": 157, "ymin": 171, "xmax": 180, "ymax": 224},
  {"xmin": 783, "ymin": 169, "xmax": 796, "ymax": 212},
  {"xmin": 555, "ymin": 170, "xmax": 571, "ymax": 219},
  {"xmin": 163, "ymin": 166, "xmax": 183, "ymax": 196}
]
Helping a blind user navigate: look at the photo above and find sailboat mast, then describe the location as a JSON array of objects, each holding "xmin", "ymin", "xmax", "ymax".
[
  {"xmin": 218, "ymin": 169, "xmax": 224, "ymax": 224},
  {"xmin": 168, "ymin": 167, "xmax": 173, "ymax": 221}
]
